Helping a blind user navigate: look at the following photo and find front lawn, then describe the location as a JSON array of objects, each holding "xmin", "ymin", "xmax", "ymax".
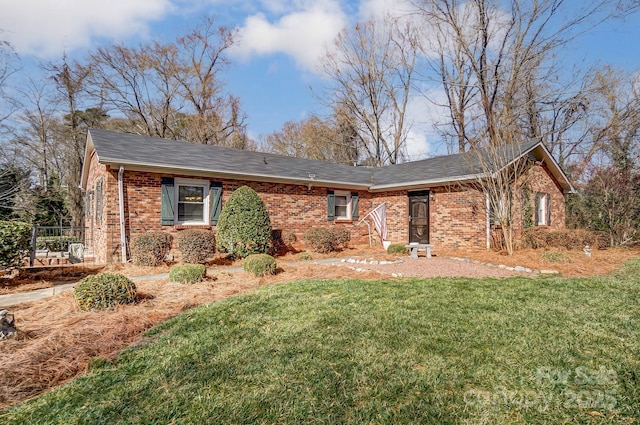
[{"xmin": 2, "ymin": 258, "xmax": 639, "ymax": 424}]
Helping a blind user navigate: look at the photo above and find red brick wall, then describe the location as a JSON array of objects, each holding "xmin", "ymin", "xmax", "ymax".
[
  {"xmin": 371, "ymin": 191, "xmax": 408, "ymax": 243},
  {"xmin": 84, "ymin": 162, "xmax": 567, "ymax": 263},
  {"xmin": 430, "ymin": 187, "xmax": 488, "ymax": 249},
  {"xmin": 84, "ymin": 152, "xmax": 119, "ymax": 264},
  {"xmin": 525, "ymin": 163, "xmax": 566, "ymax": 230}
]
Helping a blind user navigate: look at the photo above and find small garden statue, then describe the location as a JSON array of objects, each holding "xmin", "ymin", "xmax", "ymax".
[{"xmin": 0, "ymin": 309, "xmax": 17, "ymax": 340}]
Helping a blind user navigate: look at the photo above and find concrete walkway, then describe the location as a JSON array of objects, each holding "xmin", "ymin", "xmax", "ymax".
[{"xmin": 0, "ymin": 258, "xmax": 343, "ymax": 308}]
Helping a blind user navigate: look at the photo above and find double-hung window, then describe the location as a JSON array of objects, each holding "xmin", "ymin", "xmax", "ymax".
[
  {"xmin": 177, "ymin": 182, "xmax": 208, "ymax": 224},
  {"xmin": 161, "ymin": 177, "xmax": 223, "ymax": 226},
  {"xmin": 334, "ymin": 192, "xmax": 351, "ymax": 220},
  {"xmin": 327, "ymin": 190, "xmax": 359, "ymax": 221}
]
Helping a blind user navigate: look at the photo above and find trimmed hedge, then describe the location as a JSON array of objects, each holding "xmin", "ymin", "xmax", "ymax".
[
  {"xmin": 216, "ymin": 186, "xmax": 272, "ymax": 258},
  {"xmin": 176, "ymin": 229, "xmax": 215, "ymax": 264},
  {"xmin": 520, "ymin": 228, "xmax": 608, "ymax": 250},
  {"xmin": 169, "ymin": 264, "xmax": 206, "ymax": 283},
  {"xmin": 270, "ymin": 229, "xmax": 297, "ymax": 255},
  {"xmin": 0, "ymin": 221, "xmax": 32, "ymax": 269},
  {"xmin": 303, "ymin": 227, "xmax": 350, "ymax": 253},
  {"xmin": 130, "ymin": 232, "xmax": 172, "ymax": 266},
  {"xmin": 243, "ymin": 254, "xmax": 277, "ymax": 277},
  {"xmin": 387, "ymin": 243, "xmax": 408, "ymax": 255},
  {"xmin": 74, "ymin": 273, "xmax": 137, "ymax": 311}
]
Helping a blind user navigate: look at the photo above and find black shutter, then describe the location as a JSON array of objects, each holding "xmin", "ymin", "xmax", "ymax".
[
  {"xmin": 327, "ymin": 190, "xmax": 335, "ymax": 221},
  {"xmin": 161, "ymin": 177, "xmax": 175, "ymax": 225},
  {"xmin": 351, "ymin": 192, "xmax": 359, "ymax": 220},
  {"xmin": 209, "ymin": 182, "xmax": 223, "ymax": 225},
  {"xmin": 534, "ymin": 192, "xmax": 541, "ymax": 225}
]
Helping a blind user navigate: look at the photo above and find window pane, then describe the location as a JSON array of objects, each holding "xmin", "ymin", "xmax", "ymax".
[
  {"xmin": 536, "ymin": 192, "xmax": 548, "ymax": 225},
  {"xmin": 334, "ymin": 194, "xmax": 349, "ymax": 218},
  {"xmin": 178, "ymin": 203, "xmax": 204, "ymax": 222},
  {"xmin": 179, "ymin": 186, "xmax": 204, "ymax": 202},
  {"xmin": 335, "ymin": 196, "xmax": 348, "ymax": 206}
]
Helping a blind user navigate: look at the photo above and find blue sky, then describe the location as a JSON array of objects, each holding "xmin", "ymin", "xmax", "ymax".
[{"xmin": 1, "ymin": 0, "xmax": 640, "ymax": 158}]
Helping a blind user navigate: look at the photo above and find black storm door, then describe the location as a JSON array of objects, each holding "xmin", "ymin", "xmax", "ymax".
[{"xmin": 409, "ymin": 191, "xmax": 430, "ymax": 244}]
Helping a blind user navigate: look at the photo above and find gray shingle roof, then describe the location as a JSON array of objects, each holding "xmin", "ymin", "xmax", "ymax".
[
  {"xmin": 87, "ymin": 128, "xmax": 373, "ymax": 187},
  {"xmin": 371, "ymin": 140, "xmax": 542, "ymax": 187},
  {"xmin": 84, "ymin": 129, "xmax": 570, "ymax": 191}
]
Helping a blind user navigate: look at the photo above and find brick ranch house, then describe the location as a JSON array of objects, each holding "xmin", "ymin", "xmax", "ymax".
[{"xmin": 80, "ymin": 128, "xmax": 574, "ymax": 264}]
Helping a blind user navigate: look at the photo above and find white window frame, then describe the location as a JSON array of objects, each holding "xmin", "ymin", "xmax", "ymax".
[
  {"xmin": 535, "ymin": 192, "xmax": 550, "ymax": 226},
  {"xmin": 334, "ymin": 191, "xmax": 352, "ymax": 220},
  {"xmin": 175, "ymin": 178, "xmax": 209, "ymax": 225}
]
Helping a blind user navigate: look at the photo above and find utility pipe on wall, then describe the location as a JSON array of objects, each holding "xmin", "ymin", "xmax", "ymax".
[
  {"xmin": 485, "ymin": 192, "xmax": 491, "ymax": 250},
  {"xmin": 118, "ymin": 166, "xmax": 128, "ymax": 263}
]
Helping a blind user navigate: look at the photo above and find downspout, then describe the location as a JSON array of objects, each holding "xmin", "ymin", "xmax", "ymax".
[
  {"xmin": 485, "ymin": 192, "xmax": 491, "ymax": 250},
  {"xmin": 118, "ymin": 166, "xmax": 128, "ymax": 263}
]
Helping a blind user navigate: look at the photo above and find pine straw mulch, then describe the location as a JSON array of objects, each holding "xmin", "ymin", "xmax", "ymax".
[
  {"xmin": 436, "ymin": 246, "xmax": 640, "ymax": 277},
  {"xmin": 0, "ymin": 261, "xmax": 381, "ymax": 411}
]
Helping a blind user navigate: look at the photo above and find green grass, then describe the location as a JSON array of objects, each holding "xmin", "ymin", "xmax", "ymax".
[{"xmin": 3, "ymin": 258, "xmax": 640, "ymax": 424}]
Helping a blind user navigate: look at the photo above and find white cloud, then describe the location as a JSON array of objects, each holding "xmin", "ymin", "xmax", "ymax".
[
  {"xmin": 231, "ymin": 0, "xmax": 347, "ymax": 71},
  {"xmin": 0, "ymin": 0, "xmax": 172, "ymax": 57},
  {"xmin": 358, "ymin": 0, "xmax": 415, "ymax": 21},
  {"xmin": 402, "ymin": 84, "xmax": 457, "ymax": 160}
]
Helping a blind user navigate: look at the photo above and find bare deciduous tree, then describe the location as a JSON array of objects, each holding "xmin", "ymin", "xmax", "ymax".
[
  {"xmin": 262, "ymin": 115, "xmax": 359, "ymax": 165},
  {"xmin": 9, "ymin": 77, "xmax": 62, "ymax": 190},
  {"xmin": 87, "ymin": 18, "xmax": 247, "ymax": 147},
  {"xmin": 48, "ymin": 57, "xmax": 92, "ymax": 227},
  {"xmin": 466, "ymin": 142, "xmax": 535, "ymax": 255},
  {"xmin": 0, "ymin": 38, "xmax": 19, "ymax": 126},
  {"xmin": 415, "ymin": 0, "xmax": 635, "ymax": 152},
  {"xmin": 320, "ymin": 14, "xmax": 420, "ymax": 165}
]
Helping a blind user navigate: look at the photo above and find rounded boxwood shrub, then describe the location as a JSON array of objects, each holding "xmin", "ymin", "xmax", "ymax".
[
  {"xmin": 216, "ymin": 186, "xmax": 272, "ymax": 258},
  {"xmin": 176, "ymin": 229, "xmax": 215, "ymax": 264},
  {"xmin": 0, "ymin": 220, "xmax": 32, "ymax": 269},
  {"xmin": 74, "ymin": 273, "xmax": 137, "ymax": 311},
  {"xmin": 130, "ymin": 232, "xmax": 172, "ymax": 266},
  {"xmin": 387, "ymin": 243, "xmax": 408, "ymax": 255},
  {"xmin": 302, "ymin": 227, "xmax": 351, "ymax": 253},
  {"xmin": 169, "ymin": 264, "xmax": 206, "ymax": 283},
  {"xmin": 297, "ymin": 252, "xmax": 312, "ymax": 261},
  {"xmin": 243, "ymin": 254, "xmax": 277, "ymax": 277}
]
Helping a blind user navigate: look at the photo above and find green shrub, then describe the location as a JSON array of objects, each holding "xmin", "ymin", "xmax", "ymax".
[
  {"xmin": 243, "ymin": 254, "xmax": 277, "ymax": 277},
  {"xmin": 216, "ymin": 186, "xmax": 272, "ymax": 258},
  {"xmin": 298, "ymin": 252, "xmax": 312, "ymax": 261},
  {"xmin": 169, "ymin": 264, "xmax": 206, "ymax": 283},
  {"xmin": 270, "ymin": 229, "xmax": 298, "ymax": 255},
  {"xmin": 130, "ymin": 232, "xmax": 172, "ymax": 266},
  {"xmin": 303, "ymin": 227, "xmax": 351, "ymax": 253},
  {"xmin": 0, "ymin": 221, "xmax": 32, "ymax": 269},
  {"xmin": 176, "ymin": 229, "xmax": 215, "ymax": 264},
  {"xmin": 520, "ymin": 228, "xmax": 608, "ymax": 250},
  {"xmin": 74, "ymin": 273, "xmax": 137, "ymax": 311},
  {"xmin": 282, "ymin": 230, "xmax": 297, "ymax": 246},
  {"xmin": 387, "ymin": 243, "xmax": 408, "ymax": 255}
]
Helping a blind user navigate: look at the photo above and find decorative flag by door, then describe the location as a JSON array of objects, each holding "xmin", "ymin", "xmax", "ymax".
[{"xmin": 368, "ymin": 203, "xmax": 387, "ymax": 241}]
